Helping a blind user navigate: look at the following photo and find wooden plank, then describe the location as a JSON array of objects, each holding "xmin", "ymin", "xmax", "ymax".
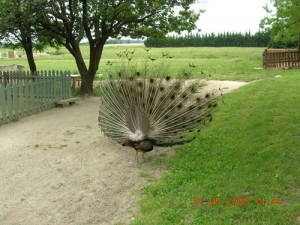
[
  {"xmin": 6, "ymin": 84, "xmax": 13, "ymax": 122},
  {"xmin": 30, "ymin": 82, "xmax": 35, "ymax": 113},
  {"xmin": 58, "ymin": 71, "xmax": 62, "ymax": 99},
  {"xmin": 13, "ymin": 84, "xmax": 19, "ymax": 120},
  {"xmin": 50, "ymin": 76, "xmax": 55, "ymax": 104},
  {"xmin": 24, "ymin": 82, "xmax": 30, "ymax": 116},
  {"xmin": 0, "ymin": 84, "xmax": 7, "ymax": 124},
  {"xmin": 45, "ymin": 77, "xmax": 51, "ymax": 108},
  {"xmin": 19, "ymin": 83, "xmax": 24, "ymax": 117},
  {"xmin": 35, "ymin": 79, "xmax": 40, "ymax": 112},
  {"xmin": 67, "ymin": 72, "xmax": 72, "ymax": 98},
  {"xmin": 55, "ymin": 97, "xmax": 80, "ymax": 107}
]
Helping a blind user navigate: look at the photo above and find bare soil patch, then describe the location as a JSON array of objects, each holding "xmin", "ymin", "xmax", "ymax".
[{"xmin": 0, "ymin": 80, "xmax": 248, "ymax": 225}]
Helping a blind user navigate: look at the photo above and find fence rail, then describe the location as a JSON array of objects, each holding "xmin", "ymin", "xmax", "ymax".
[
  {"xmin": 263, "ymin": 49, "xmax": 300, "ymax": 69},
  {"xmin": 0, "ymin": 70, "xmax": 72, "ymax": 125}
]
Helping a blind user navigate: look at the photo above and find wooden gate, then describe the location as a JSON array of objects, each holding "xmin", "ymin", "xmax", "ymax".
[{"xmin": 263, "ymin": 49, "xmax": 300, "ymax": 69}]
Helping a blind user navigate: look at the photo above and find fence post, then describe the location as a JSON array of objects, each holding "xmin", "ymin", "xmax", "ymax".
[
  {"xmin": 0, "ymin": 84, "xmax": 7, "ymax": 124},
  {"xmin": 24, "ymin": 82, "xmax": 30, "ymax": 115},
  {"xmin": 19, "ymin": 83, "xmax": 24, "ymax": 117},
  {"xmin": 13, "ymin": 84, "xmax": 19, "ymax": 120},
  {"xmin": 6, "ymin": 84, "xmax": 13, "ymax": 122}
]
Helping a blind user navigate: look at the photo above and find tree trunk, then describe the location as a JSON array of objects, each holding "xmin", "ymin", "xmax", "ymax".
[
  {"xmin": 73, "ymin": 54, "xmax": 89, "ymax": 94},
  {"xmin": 298, "ymin": 30, "xmax": 300, "ymax": 51},
  {"xmin": 79, "ymin": 39, "xmax": 106, "ymax": 95},
  {"xmin": 23, "ymin": 45, "xmax": 37, "ymax": 74},
  {"xmin": 80, "ymin": 71, "xmax": 94, "ymax": 94}
]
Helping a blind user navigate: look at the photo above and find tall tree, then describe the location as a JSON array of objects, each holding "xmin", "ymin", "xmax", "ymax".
[
  {"xmin": 39, "ymin": 0, "xmax": 201, "ymax": 94},
  {"xmin": 0, "ymin": 0, "xmax": 54, "ymax": 73},
  {"xmin": 260, "ymin": 0, "xmax": 300, "ymax": 50}
]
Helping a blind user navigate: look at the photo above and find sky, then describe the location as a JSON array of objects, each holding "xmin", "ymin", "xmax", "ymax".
[{"xmin": 191, "ymin": 0, "xmax": 271, "ymax": 34}]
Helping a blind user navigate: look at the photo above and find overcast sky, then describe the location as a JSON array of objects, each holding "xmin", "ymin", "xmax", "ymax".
[{"xmin": 192, "ymin": 0, "xmax": 271, "ymax": 34}]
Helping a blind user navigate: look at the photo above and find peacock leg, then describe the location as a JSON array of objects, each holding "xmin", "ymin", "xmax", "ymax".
[{"xmin": 136, "ymin": 151, "xmax": 139, "ymax": 163}]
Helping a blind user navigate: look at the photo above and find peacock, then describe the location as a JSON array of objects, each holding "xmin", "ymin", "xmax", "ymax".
[{"xmin": 98, "ymin": 60, "xmax": 220, "ymax": 162}]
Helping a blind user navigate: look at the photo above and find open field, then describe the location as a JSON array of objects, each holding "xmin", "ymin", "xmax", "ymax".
[
  {"xmin": 1, "ymin": 45, "xmax": 300, "ymax": 81},
  {"xmin": 1, "ymin": 46, "xmax": 300, "ymax": 224}
]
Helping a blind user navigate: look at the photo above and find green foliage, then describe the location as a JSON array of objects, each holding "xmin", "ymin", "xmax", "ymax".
[
  {"xmin": 260, "ymin": 0, "xmax": 300, "ymax": 49},
  {"xmin": 131, "ymin": 73, "xmax": 300, "ymax": 225},
  {"xmin": 0, "ymin": 0, "xmax": 56, "ymax": 51},
  {"xmin": 0, "ymin": 0, "xmax": 60, "ymax": 72},
  {"xmin": 145, "ymin": 31, "xmax": 270, "ymax": 47},
  {"xmin": 35, "ymin": 0, "xmax": 203, "ymax": 94}
]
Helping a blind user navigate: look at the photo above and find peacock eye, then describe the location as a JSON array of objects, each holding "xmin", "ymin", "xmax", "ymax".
[{"xmin": 190, "ymin": 86, "xmax": 197, "ymax": 93}]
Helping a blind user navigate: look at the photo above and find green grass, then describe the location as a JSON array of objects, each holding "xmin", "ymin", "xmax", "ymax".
[
  {"xmin": 131, "ymin": 74, "xmax": 300, "ymax": 225},
  {"xmin": 1, "ymin": 45, "xmax": 299, "ymax": 81}
]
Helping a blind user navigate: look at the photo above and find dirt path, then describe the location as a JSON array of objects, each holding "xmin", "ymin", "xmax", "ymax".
[{"xmin": 0, "ymin": 80, "xmax": 248, "ymax": 225}]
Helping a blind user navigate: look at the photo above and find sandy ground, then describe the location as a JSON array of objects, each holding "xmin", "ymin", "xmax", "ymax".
[{"xmin": 0, "ymin": 80, "xmax": 248, "ymax": 225}]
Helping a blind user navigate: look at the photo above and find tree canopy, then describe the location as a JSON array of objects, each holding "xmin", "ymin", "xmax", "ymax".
[
  {"xmin": 37, "ymin": 0, "xmax": 201, "ymax": 94},
  {"xmin": 0, "ymin": 0, "xmax": 202, "ymax": 94},
  {"xmin": 0, "ymin": 0, "xmax": 57, "ymax": 72},
  {"xmin": 260, "ymin": 0, "xmax": 300, "ymax": 50}
]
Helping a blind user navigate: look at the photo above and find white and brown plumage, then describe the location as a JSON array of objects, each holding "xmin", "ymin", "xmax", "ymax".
[{"xmin": 98, "ymin": 70, "xmax": 218, "ymax": 161}]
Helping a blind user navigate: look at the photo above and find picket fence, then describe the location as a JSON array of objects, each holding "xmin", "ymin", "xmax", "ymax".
[
  {"xmin": 263, "ymin": 49, "xmax": 300, "ymax": 69},
  {"xmin": 0, "ymin": 70, "xmax": 72, "ymax": 125}
]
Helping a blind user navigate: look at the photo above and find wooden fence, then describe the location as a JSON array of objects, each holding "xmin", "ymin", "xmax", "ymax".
[
  {"xmin": 263, "ymin": 49, "xmax": 300, "ymax": 69},
  {"xmin": 0, "ymin": 71, "xmax": 72, "ymax": 125}
]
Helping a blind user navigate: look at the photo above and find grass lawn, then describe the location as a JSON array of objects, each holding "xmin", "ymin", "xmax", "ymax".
[
  {"xmin": 131, "ymin": 73, "xmax": 300, "ymax": 225},
  {"xmin": 1, "ymin": 45, "xmax": 300, "ymax": 81}
]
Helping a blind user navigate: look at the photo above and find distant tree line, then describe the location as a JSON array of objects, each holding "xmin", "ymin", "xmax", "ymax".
[
  {"xmin": 106, "ymin": 39, "xmax": 144, "ymax": 45},
  {"xmin": 145, "ymin": 31, "xmax": 272, "ymax": 48},
  {"xmin": 79, "ymin": 39, "xmax": 144, "ymax": 46}
]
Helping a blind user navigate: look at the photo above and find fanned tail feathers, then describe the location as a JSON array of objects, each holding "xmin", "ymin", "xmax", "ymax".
[{"xmin": 98, "ymin": 72, "xmax": 219, "ymax": 145}]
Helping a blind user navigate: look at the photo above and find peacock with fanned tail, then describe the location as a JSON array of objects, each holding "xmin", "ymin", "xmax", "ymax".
[{"xmin": 98, "ymin": 64, "xmax": 220, "ymax": 162}]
